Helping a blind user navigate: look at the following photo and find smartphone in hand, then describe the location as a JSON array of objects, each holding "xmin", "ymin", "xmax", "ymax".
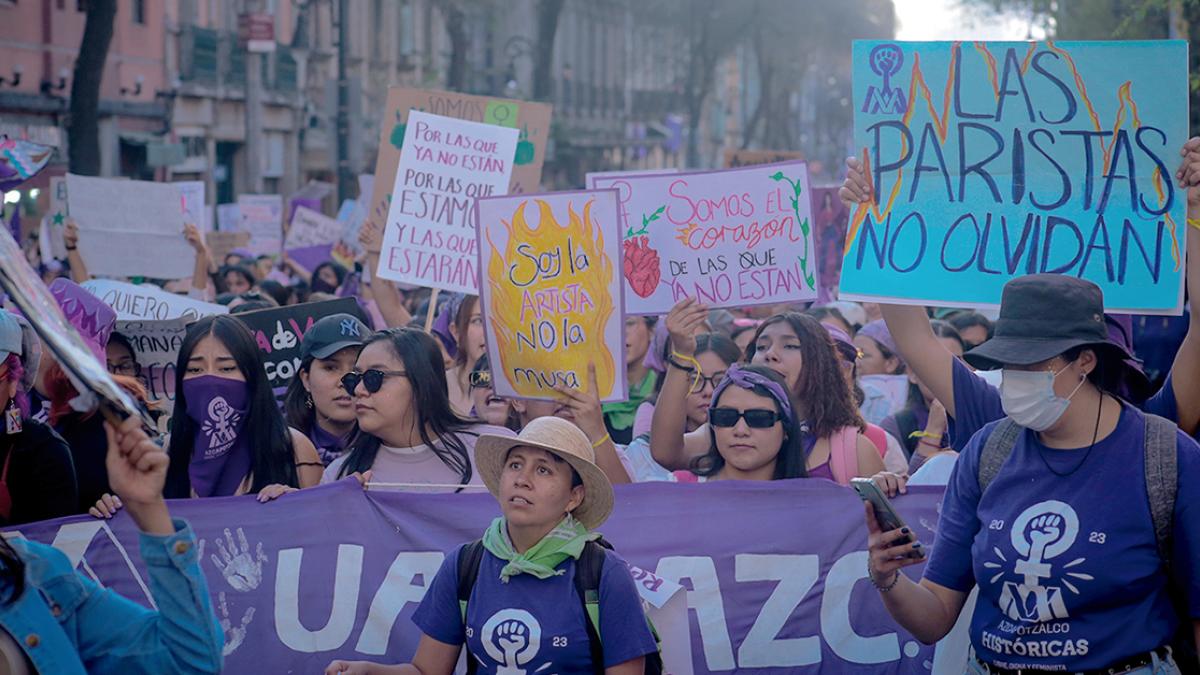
[{"xmin": 851, "ymin": 477, "xmax": 925, "ymax": 560}]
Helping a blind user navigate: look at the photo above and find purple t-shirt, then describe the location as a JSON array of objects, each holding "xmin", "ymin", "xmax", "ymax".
[
  {"xmin": 949, "ymin": 359, "xmax": 1182, "ymax": 451},
  {"xmin": 925, "ymin": 404, "xmax": 1200, "ymax": 670},
  {"xmin": 412, "ymin": 543, "xmax": 657, "ymax": 673}
]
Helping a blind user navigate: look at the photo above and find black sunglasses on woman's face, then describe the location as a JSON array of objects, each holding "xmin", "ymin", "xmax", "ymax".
[
  {"xmin": 708, "ymin": 407, "xmax": 782, "ymax": 429},
  {"xmin": 341, "ymin": 369, "xmax": 407, "ymax": 394}
]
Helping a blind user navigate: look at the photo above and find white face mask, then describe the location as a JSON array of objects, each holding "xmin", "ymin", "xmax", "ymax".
[{"xmin": 1000, "ymin": 364, "xmax": 1086, "ymax": 431}]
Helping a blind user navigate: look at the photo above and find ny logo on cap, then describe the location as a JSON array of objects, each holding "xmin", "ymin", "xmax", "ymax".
[{"xmin": 340, "ymin": 319, "xmax": 361, "ymax": 337}]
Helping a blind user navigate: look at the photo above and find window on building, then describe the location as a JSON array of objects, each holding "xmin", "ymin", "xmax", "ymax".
[
  {"xmin": 397, "ymin": 1, "xmax": 414, "ymax": 59},
  {"xmin": 370, "ymin": 0, "xmax": 384, "ymax": 61},
  {"xmin": 132, "ymin": 0, "xmax": 145, "ymax": 24}
]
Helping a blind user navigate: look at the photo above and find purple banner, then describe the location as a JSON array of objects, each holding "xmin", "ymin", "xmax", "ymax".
[{"xmin": 8, "ymin": 479, "xmax": 956, "ymax": 673}]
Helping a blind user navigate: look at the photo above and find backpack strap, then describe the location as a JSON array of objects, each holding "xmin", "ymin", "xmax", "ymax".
[
  {"xmin": 574, "ymin": 539, "xmax": 608, "ymax": 673},
  {"xmin": 1143, "ymin": 414, "xmax": 1178, "ymax": 565},
  {"xmin": 828, "ymin": 426, "xmax": 859, "ymax": 486},
  {"xmin": 977, "ymin": 418, "xmax": 1021, "ymax": 495},
  {"xmin": 456, "ymin": 540, "xmax": 486, "ymax": 675}
]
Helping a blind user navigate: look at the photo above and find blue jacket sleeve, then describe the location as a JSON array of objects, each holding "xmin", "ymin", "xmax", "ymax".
[{"xmin": 73, "ymin": 519, "xmax": 223, "ymax": 675}]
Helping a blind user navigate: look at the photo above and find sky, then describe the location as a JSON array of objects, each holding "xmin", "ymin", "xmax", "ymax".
[{"xmin": 894, "ymin": 0, "xmax": 1047, "ymax": 41}]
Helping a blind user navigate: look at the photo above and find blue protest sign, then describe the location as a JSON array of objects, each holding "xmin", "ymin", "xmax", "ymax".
[{"xmin": 843, "ymin": 40, "xmax": 1188, "ymax": 313}]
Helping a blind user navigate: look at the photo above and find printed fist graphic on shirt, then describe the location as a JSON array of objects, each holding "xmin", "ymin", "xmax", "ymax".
[
  {"xmin": 1027, "ymin": 513, "xmax": 1064, "ymax": 557},
  {"xmin": 496, "ymin": 619, "xmax": 531, "ymax": 664}
]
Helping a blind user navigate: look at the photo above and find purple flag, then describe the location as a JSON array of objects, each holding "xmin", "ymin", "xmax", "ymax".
[{"xmin": 9, "ymin": 479, "xmax": 955, "ymax": 673}]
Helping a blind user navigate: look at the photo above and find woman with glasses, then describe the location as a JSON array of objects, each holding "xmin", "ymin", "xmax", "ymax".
[
  {"xmin": 653, "ymin": 299, "xmax": 883, "ymax": 485},
  {"xmin": 324, "ymin": 328, "xmax": 515, "ymax": 491},
  {"xmin": 623, "ymin": 332, "xmax": 740, "ymax": 482},
  {"xmin": 683, "ymin": 364, "xmax": 807, "ymax": 481},
  {"xmin": 466, "ymin": 354, "xmax": 518, "ymax": 431}
]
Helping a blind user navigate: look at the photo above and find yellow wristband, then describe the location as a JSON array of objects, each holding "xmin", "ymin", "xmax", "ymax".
[
  {"xmin": 908, "ymin": 430, "xmax": 941, "ymax": 440},
  {"xmin": 1188, "ymin": 218, "xmax": 1200, "ymax": 231},
  {"xmin": 670, "ymin": 351, "xmax": 704, "ymax": 394},
  {"xmin": 591, "ymin": 433, "xmax": 611, "ymax": 449}
]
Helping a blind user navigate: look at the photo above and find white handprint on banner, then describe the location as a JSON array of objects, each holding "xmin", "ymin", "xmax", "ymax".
[
  {"xmin": 218, "ymin": 591, "xmax": 255, "ymax": 656},
  {"xmin": 199, "ymin": 527, "xmax": 268, "ymax": 592}
]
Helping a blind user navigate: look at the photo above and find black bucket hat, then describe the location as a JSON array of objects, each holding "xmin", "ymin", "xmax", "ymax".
[{"xmin": 964, "ymin": 274, "xmax": 1137, "ymax": 372}]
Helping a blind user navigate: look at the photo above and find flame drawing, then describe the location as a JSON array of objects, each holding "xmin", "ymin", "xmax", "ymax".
[
  {"xmin": 485, "ymin": 199, "xmax": 617, "ymax": 398},
  {"xmin": 846, "ymin": 40, "xmax": 1181, "ymax": 272}
]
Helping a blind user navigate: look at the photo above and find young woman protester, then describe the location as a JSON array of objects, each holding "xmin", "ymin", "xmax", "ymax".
[
  {"xmin": 33, "ymin": 279, "xmax": 151, "ymax": 514},
  {"xmin": 839, "ymin": 140, "xmax": 1200, "ymax": 444},
  {"xmin": 89, "ymin": 315, "xmax": 322, "ymax": 516},
  {"xmin": 863, "ymin": 273, "xmax": 1200, "ymax": 674},
  {"xmin": 824, "ymin": 324, "xmax": 909, "ymax": 474},
  {"xmin": 0, "ymin": 310, "xmax": 77, "ymax": 525},
  {"xmin": 466, "ymin": 355, "xmax": 519, "ymax": 431},
  {"xmin": 622, "ymin": 333, "xmax": 741, "ymax": 482},
  {"xmin": 325, "ymin": 328, "xmax": 515, "ymax": 491},
  {"xmin": 1, "ymin": 414, "xmax": 224, "ymax": 674},
  {"xmin": 324, "ymin": 416, "xmax": 657, "ymax": 675},
  {"xmin": 284, "ymin": 313, "xmax": 373, "ymax": 464},
  {"xmin": 437, "ymin": 295, "xmax": 488, "ymax": 417},
  {"xmin": 652, "ymin": 299, "xmax": 884, "ymax": 484},
  {"xmin": 602, "ymin": 316, "xmax": 658, "ymax": 445}
]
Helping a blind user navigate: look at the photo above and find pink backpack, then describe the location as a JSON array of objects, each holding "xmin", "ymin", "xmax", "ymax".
[{"xmin": 827, "ymin": 426, "xmax": 860, "ymax": 486}]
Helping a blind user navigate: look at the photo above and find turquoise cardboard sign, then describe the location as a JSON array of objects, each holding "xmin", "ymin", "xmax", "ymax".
[{"xmin": 843, "ymin": 40, "xmax": 1188, "ymax": 314}]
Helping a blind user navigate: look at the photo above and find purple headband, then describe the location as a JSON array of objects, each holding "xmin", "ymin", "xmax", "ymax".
[
  {"xmin": 824, "ymin": 324, "xmax": 859, "ymax": 364},
  {"xmin": 430, "ymin": 292, "xmax": 467, "ymax": 359},
  {"xmin": 858, "ymin": 319, "xmax": 899, "ymax": 357},
  {"xmin": 711, "ymin": 364, "xmax": 794, "ymax": 426}
]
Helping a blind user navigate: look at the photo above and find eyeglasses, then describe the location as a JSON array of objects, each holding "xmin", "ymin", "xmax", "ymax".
[
  {"xmin": 468, "ymin": 370, "xmax": 492, "ymax": 389},
  {"xmin": 341, "ymin": 369, "xmax": 407, "ymax": 394},
  {"xmin": 681, "ymin": 367, "xmax": 724, "ymax": 389},
  {"xmin": 708, "ymin": 407, "xmax": 782, "ymax": 429},
  {"xmin": 108, "ymin": 361, "xmax": 140, "ymax": 377}
]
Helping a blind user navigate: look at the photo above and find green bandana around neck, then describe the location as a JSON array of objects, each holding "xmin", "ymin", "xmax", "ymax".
[
  {"xmin": 481, "ymin": 514, "xmax": 600, "ymax": 582},
  {"xmin": 602, "ymin": 370, "xmax": 658, "ymax": 431}
]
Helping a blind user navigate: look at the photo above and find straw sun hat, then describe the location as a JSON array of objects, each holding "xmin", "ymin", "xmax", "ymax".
[{"xmin": 475, "ymin": 416, "xmax": 615, "ymax": 530}]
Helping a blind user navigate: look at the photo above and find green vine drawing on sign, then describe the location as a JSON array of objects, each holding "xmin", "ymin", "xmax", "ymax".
[{"xmin": 769, "ymin": 171, "xmax": 815, "ymax": 289}]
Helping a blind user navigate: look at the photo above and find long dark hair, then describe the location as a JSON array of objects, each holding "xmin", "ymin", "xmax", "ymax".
[
  {"xmin": 283, "ymin": 354, "xmax": 317, "ymax": 431},
  {"xmin": 746, "ymin": 312, "xmax": 865, "ymax": 438},
  {"xmin": 452, "ymin": 295, "xmax": 479, "ymax": 370},
  {"xmin": 166, "ymin": 315, "xmax": 298, "ymax": 497},
  {"xmin": 693, "ymin": 365, "xmax": 807, "ymax": 480},
  {"xmin": 337, "ymin": 328, "xmax": 476, "ymax": 485},
  {"xmin": 650, "ymin": 332, "xmax": 741, "ymax": 401}
]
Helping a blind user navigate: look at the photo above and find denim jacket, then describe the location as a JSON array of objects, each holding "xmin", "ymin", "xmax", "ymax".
[{"xmin": 0, "ymin": 519, "xmax": 223, "ymax": 674}]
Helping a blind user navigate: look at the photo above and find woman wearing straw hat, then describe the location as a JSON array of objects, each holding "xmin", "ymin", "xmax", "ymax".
[
  {"xmin": 862, "ymin": 274, "xmax": 1200, "ymax": 674},
  {"xmin": 324, "ymin": 416, "xmax": 657, "ymax": 675}
]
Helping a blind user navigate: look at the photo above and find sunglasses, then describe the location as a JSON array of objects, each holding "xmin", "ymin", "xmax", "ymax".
[
  {"xmin": 468, "ymin": 370, "xmax": 492, "ymax": 389},
  {"xmin": 341, "ymin": 369, "xmax": 407, "ymax": 394},
  {"xmin": 708, "ymin": 407, "xmax": 783, "ymax": 429}
]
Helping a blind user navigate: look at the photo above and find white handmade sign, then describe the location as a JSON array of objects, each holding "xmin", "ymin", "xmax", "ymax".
[
  {"xmin": 236, "ymin": 194, "xmax": 284, "ymax": 255},
  {"xmin": 65, "ymin": 174, "xmax": 195, "ymax": 280},
  {"xmin": 82, "ymin": 278, "xmax": 227, "ymax": 322},
  {"xmin": 376, "ymin": 111, "xmax": 518, "ymax": 294}
]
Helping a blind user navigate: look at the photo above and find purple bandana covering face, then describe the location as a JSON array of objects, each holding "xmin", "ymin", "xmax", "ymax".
[
  {"xmin": 183, "ymin": 375, "xmax": 252, "ymax": 497},
  {"xmin": 710, "ymin": 364, "xmax": 794, "ymax": 426}
]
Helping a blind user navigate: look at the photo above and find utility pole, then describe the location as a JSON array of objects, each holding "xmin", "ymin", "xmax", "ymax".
[
  {"xmin": 336, "ymin": 0, "xmax": 354, "ymax": 204},
  {"xmin": 243, "ymin": 0, "xmax": 265, "ymax": 194}
]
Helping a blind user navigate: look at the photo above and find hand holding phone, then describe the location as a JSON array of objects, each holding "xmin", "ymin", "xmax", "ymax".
[{"xmin": 852, "ymin": 477, "xmax": 925, "ymax": 560}]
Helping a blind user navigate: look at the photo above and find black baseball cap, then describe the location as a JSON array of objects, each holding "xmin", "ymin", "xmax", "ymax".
[{"xmin": 300, "ymin": 313, "xmax": 371, "ymax": 361}]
